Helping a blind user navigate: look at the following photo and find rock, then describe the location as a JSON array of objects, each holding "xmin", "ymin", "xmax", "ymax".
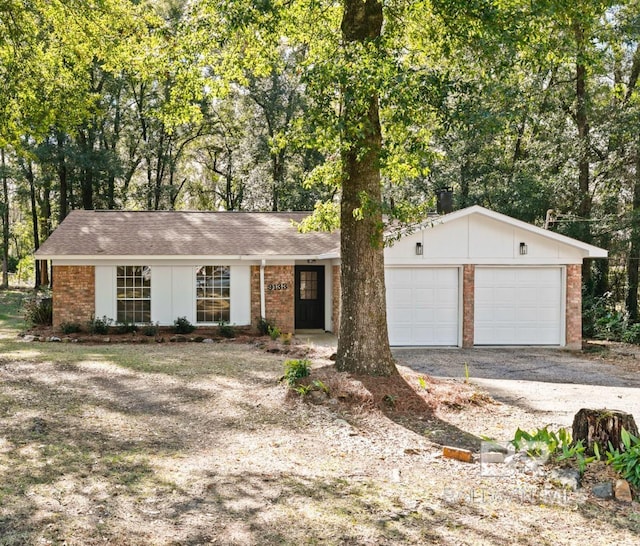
[
  {"xmin": 22, "ymin": 335, "xmax": 36, "ymax": 342},
  {"xmin": 481, "ymin": 452, "xmax": 505, "ymax": 464},
  {"xmin": 49, "ymin": 336, "xmax": 61, "ymax": 342},
  {"xmin": 202, "ymin": 338, "xmax": 214, "ymax": 343},
  {"xmin": 592, "ymin": 482, "xmax": 614, "ymax": 499},
  {"xmin": 192, "ymin": 336, "xmax": 205, "ymax": 342},
  {"xmin": 615, "ymin": 479, "xmax": 633, "ymax": 502},
  {"xmin": 103, "ymin": 337, "xmax": 111, "ymax": 343},
  {"xmin": 443, "ymin": 446, "xmax": 473, "ymax": 463},
  {"xmin": 549, "ymin": 468, "xmax": 581, "ymax": 491}
]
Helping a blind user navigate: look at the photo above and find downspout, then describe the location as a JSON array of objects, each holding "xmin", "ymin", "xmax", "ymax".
[{"xmin": 260, "ymin": 259, "xmax": 266, "ymax": 319}]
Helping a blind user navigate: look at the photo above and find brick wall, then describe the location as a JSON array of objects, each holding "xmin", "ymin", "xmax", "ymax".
[
  {"xmin": 462, "ymin": 264, "xmax": 475, "ymax": 348},
  {"xmin": 565, "ymin": 264, "xmax": 582, "ymax": 350},
  {"xmin": 250, "ymin": 265, "xmax": 295, "ymax": 334},
  {"xmin": 52, "ymin": 265, "xmax": 95, "ymax": 328},
  {"xmin": 332, "ymin": 265, "xmax": 341, "ymax": 334}
]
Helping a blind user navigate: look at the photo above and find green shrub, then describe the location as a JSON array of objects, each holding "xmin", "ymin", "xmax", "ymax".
[
  {"xmin": 87, "ymin": 315, "xmax": 112, "ymax": 335},
  {"xmin": 283, "ymin": 358, "xmax": 311, "ymax": 386},
  {"xmin": 174, "ymin": 316, "xmax": 196, "ymax": 334},
  {"xmin": 23, "ymin": 294, "xmax": 52, "ymax": 326},
  {"xmin": 257, "ymin": 317, "xmax": 274, "ymax": 336},
  {"xmin": 60, "ymin": 321, "xmax": 81, "ymax": 334},
  {"xmin": 606, "ymin": 428, "xmax": 640, "ymax": 488},
  {"xmin": 114, "ymin": 321, "xmax": 138, "ymax": 334},
  {"xmin": 268, "ymin": 325, "xmax": 281, "ymax": 340},
  {"xmin": 141, "ymin": 322, "xmax": 159, "ymax": 337},
  {"xmin": 622, "ymin": 323, "xmax": 640, "ymax": 344},
  {"xmin": 218, "ymin": 323, "xmax": 236, "ymax": 338}
]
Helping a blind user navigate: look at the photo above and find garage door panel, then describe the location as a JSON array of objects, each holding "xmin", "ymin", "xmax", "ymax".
[
  {"xmin": 386, "ymin": 268, "xmax": 459, "ymax": 346},
  {"xmin": 475, "ymin": 267, "xmax": 562, "ymax": 345}
]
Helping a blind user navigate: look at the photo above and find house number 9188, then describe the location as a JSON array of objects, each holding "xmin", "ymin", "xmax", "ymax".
[{"xmin": 267, "ymin": 283, "xmax": 288, "ymax": 291}]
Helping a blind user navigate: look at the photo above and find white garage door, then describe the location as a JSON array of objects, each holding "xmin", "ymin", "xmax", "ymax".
[
  {"xmin": 475, "ymin": 267, "xmax": 563, "ymax": 345},
  {"xmin": 385, "ymin": 268, "xmax": 459, "ymax": 346}
]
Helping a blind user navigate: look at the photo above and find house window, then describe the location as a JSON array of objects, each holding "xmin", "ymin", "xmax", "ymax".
[
  {"xmin": 299, "ymin": 270, "xmax": 318, "ymax": 300},
  {"xmin": 196, "ymin": 266, "xmax": 230, "ymax": 323},
  {"xmin": 116, "ymin": 266, "xmax": 151, "ymax": 323}
]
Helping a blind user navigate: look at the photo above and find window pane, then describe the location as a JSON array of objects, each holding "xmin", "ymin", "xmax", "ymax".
[{"xmin": 196, "ymin": 265, "xmax": 231, "ymax": 323}]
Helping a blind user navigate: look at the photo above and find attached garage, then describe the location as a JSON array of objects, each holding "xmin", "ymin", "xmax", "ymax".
[
  {"xmin": 386, "ymin": 267, "xmax": 459, "ymax": 346},
  {"xmin": 383, "ymin": 205, "xmax": 608, "ymax": 349},
  {"xmin": 474, "ymin": 267, "xmax": 563, "ymax": 345}
]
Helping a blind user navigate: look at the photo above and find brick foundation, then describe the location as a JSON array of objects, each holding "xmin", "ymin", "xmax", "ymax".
[
  {"xmin": 250, "ymin": 265, "xmax": 295, "ymax": 334},
  {"xmin": 52, "ymin": 265, "xmax": 95, "ymax": 328},
  {"xmin": 462, "ymin": 264, "xmax": 475, "ymax": 348},
  {"xmin": 332, "ymin": 265, "xmax": 341, "ymax": 334},
  {"xmin": 565, "ymin": 264, "xmax": 582, "ymax": 350}
]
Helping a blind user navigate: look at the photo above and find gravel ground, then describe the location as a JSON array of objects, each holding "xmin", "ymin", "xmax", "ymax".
[{"xmin": 393, "ymin": 345, "xmax": 640, "ymax": 427}]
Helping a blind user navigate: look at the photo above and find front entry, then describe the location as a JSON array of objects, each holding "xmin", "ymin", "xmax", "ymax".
[{"xmin": 295, "ymin": 265, "xmax": 325, "ymax": 330}]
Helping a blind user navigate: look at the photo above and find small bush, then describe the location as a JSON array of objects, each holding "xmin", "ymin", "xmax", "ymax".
[
  {"xmin": 257, "ymin": 317, "xmax": 274, "ymax": 336},
  {"xmin": 622, "ymin": 323, "xmax": 640, "ymax": 344},
  {"xmin": 283, "ymin": 358, "xmax": 311, "ymax": 386},
  {"xmin": 114, "ymin": 321, "xmax": 138, "ymax": 334},
  {"xmin": 268, "ymin": 325, "xmax": 281, "ymax": 340},
  {"xmin": 607, "ymin": 428, "xmax": 640, "ymax": 488},
  {"xmin": 218, "ymin": 323, "xmax": 236, "ymax": 338},
  {"xmin": 23, "ymin": 294, "xmax": 52, "ymax": 326},
  {"xmin": 174, "ymin": 316, "xmax": 196, "ymax": 334},
  {"xmin": 141, "ymin": 322, "xmax": 159, "ymax": 337},
  {"xmin": 88, "ymin": 315, "xmax": 112, "ymax": 335},
  {"xmin": 60, "ymin": 321, "xmax": 81, "ymax": 334}
]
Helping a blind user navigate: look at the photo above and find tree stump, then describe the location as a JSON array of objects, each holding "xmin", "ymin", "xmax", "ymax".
[{"xmin": 572, "ymin": 408, "xmax": 638, "ymax": 455}]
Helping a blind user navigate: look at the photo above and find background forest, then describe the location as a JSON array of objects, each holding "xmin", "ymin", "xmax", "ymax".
[{"xmin": 1, "ymin": 0, "xmax": 640, "ymax": 339}]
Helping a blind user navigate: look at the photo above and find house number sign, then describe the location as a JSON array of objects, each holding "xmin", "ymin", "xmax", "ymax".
[{"xmin": 267, "ymin": 283, "xmax": 288, "ymax": 291}]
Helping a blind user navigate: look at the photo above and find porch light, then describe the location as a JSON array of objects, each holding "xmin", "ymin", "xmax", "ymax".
[
  {"xmin": 519, "ymin": 242, "xmax": 528, "ymax": 255},
  {"xmin": 415, "ymin": 242, "xmax": 423, "ymax": 256}
]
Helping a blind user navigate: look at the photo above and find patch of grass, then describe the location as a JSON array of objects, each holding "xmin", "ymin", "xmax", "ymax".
[{"xmin": 0, "ymin": 289, "xmax": 28, "ymax": 335}]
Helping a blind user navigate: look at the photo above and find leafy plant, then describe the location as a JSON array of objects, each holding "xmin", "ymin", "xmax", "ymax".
[
  {"xmin": 257, "ymin": 317, "xmax": 274, "ymax": 336},
  {"xmin": 88, "ymin": 315, "xmax": 112, "ymax": 335},
  {"xmin": 622, "ymin": 323, "xmax": 640, "ymax": 344},
  {"xmin": 141, "ymin": 322, "xmax": 159, "ymax": 337},
  {"xmin": 606, "ymin": 428, "xmax": 640, "ymax": 488},
  {"xmin": 511, "ymin": 426, "xmax": 597, "ymax": 473},
  {"xmin": 60, "ymin": 321, "xmax": 81, "ymax": 334},
  {"xmin": 268, "ymin": 325, "xmax": 281, "ymax": 340},
  {"xmin": 174, "ymin": 316, "xmax": 196, "ymax": 334},
  {"xmin": 114, "ymin": 321, "xmax": 138, "ymax": 334},
  {"xmin": 218, "ymin": 322, "xmax": 236, "ymax": 338},
  {"xmin": 418, "ymin": 376, "xmax": 428, "ymax": 390},
  {"xmin": 282, "ymin": 358, "xmax": 311, "ymax": 386},
  {"xmin": 23, "ymin": 294, "xmax": 52, "ymax": 326}
]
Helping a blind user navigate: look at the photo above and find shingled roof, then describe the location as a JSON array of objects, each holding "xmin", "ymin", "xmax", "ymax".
[{"xmin": 35, "ymin": 210, "xmax": 340, "ymax": 258}]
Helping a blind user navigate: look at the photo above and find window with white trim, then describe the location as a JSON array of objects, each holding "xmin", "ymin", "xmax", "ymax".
[
  {"xmin": 116, "ymin": 266, "xmax": 151, "ymax": 323},
  {"xmin": 196, "ymin": 266, "xmax": 230, "ymax": 323}
]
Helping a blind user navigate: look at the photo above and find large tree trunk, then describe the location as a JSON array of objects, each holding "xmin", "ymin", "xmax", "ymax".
[
  {"xmin": 25, "ymin": 157, "xmax": 42, "ymax": 287},
  {"xmin": 575, "ymin": 21, "xmax": 593, "ymax": 292},
  {"xmin": 336, "ymin": 0, "xmax": 396, "ymax": 377},
  {"xmin": 627, "ymin": 144, "xmax": 640, "ymax": 321}
]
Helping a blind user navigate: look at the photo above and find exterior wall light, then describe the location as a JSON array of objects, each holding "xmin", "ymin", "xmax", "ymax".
[
  {"xmin": 416, "ymin": 242, "xmax": 423, "ymax": 256},
  {"xmin": 519, "ymin": 242, "xmax": 528, "ymax": 255}
]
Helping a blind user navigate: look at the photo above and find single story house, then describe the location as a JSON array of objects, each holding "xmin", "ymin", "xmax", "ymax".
[{"xmin": 35, "ymin": 205, "xmax": 607, "ymax": 349}]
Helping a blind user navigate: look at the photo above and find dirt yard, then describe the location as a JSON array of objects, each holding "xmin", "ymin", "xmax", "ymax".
[{"xmin": 0, "ymin": 328, "xmax": 639, "ymax": 545}]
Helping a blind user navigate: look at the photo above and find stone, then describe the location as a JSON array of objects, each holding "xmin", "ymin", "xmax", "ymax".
[
  {"xmin": 22, "ymin": 335, "xmax": 36, "ymax": 342},
  {"xmin": 592, "ymin": 482, "xmax": 614, "ymax": 499},
  {"xmin": 49, "ymin": 336, "xmax": 61, "ymax": 342},
  {"xmin": 615, "ymin": 479, "xmax": 633, "ymax": 502},
  {"xmin": 549, "ymin": 468, "xmax": 581, "ymax": 491},
  {"xmin": 481, "ymin": 452, "xmax": 505, "ymax": 464},
  {"xmin": 202, "ymin": 338, "xmax": 215, "ymax": 343}
]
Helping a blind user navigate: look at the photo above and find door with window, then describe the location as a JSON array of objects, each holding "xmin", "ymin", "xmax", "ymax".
[{"xmin": 295, "ymin": 266, "xmax": 325, "ymax": 330}]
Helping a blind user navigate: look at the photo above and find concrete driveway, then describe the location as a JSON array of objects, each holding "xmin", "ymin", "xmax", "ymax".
[{"xmin": 392, "ymin": 347, "xmax": 640, "ymax": 426}]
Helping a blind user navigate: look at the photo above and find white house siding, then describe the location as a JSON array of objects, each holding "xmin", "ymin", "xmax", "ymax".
[{"xmin": 94, "ymin": 264, "xmax": 252, "ymax": 326}]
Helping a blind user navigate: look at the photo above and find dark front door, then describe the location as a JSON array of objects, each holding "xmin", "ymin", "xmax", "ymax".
[{"xmin": 295, "ymin": 265, "xmax": 325, "ymax": 330}]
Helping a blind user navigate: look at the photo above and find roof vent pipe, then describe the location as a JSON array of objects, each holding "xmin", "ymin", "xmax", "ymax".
[{"xmin": 436, "ymin": 187, "xmax": 454, "ymax": 214}]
